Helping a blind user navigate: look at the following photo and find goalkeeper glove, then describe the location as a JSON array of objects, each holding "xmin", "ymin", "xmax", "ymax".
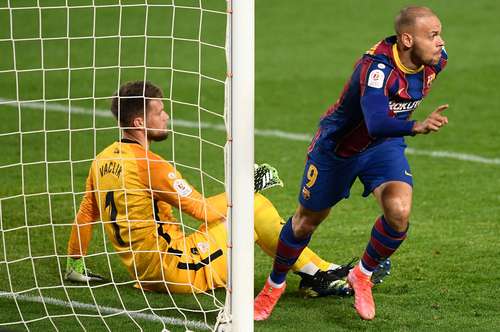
[
  {"xmin": 254, "ymin": 163, "xmax": 284, "ymax": 192},
  {"xmin": 65, "ymin": 257, "xmax": 106, "ymax": 283}
]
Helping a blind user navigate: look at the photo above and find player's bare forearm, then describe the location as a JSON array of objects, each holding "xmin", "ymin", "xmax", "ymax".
[{"xmin": 412, "ymin": 104, "xmax": 449, "ymax": 135}]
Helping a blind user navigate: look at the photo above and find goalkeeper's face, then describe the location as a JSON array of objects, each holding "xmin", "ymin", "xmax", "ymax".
[{"xmin": 145, "ymin": 99, "xmax": 169, "ymax": 141}]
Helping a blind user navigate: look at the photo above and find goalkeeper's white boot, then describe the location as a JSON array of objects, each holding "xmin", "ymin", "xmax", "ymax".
[
  {"xmin": 254, "ymin": 278, "xmax": 286, "ymax": 321},
  {"xmin": 65, "ymin": 258, "xmax": 106, "ymax": 283}
]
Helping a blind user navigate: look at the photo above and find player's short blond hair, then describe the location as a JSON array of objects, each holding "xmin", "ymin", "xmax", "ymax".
[
  {"xmin": 111, "ymin": 81, "xmax": 163, "ymax": 127},
  {"xmin": 394, "ymin": 6, "xmax": 437, "ymax": 35}
]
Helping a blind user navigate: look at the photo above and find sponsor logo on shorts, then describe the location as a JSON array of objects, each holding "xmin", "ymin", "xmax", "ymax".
[{"xmin": 404, "ymin": 170, "xmax": 412, "ymax": 177}]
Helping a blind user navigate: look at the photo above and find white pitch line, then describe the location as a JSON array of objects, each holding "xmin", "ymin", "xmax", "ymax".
[
  {"xmin": 405, "ymin": 148, "xmax": 500, "ymax": 165},
  {"xmin": 1, "ymin": 98, "xmax": 499, "ymax": 165},
  {"xmin": 0, "ymin": 291, "xmax": 211, "ymax": 331}
]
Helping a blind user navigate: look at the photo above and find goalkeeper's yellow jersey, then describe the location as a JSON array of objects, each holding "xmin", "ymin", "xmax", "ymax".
[{"xmin": 67, "ymin": 139, "xmax": 228, "ymax": 285}]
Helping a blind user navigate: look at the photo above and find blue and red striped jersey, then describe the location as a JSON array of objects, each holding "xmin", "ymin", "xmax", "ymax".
[{"xmin": 309, "ymin": 35, "xmax": 448, "ymax": 158}]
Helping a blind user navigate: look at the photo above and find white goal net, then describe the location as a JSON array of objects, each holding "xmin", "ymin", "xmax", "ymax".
[{"xmin": 0, "ymin": 0, "xmax": 253, "ymax": 331}]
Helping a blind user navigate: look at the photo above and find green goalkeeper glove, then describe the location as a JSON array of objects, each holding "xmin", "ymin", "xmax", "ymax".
[
  {"xmin": 65, "ymin": 257, "xmax": 106, "ymax": 283},
  {"xmin": 254, "ymin": 163, "xmax": 284, "ymax": 192}
]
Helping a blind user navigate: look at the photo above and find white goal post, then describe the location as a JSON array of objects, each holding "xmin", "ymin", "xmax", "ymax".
[
  {"xmin": 0, "ymin": 0, "xmax": 254, "ymax": 331},
  {"xmin": 228, "ymin": 0, "xmax": 254, "ymax": 330}
]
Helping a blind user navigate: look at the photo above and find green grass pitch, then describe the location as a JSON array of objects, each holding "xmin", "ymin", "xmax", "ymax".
[{"xmin": 1, "ymin": 0, "xmax": 500, "ymax": 331}]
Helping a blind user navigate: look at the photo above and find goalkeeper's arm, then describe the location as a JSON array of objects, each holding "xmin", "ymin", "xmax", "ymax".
[
  {"xmin": 65, "ymin": 217, "xmax": 106, "ymax": 282},
  {"xmin": 65, "ymin": 180, "xmax": 106, "ymax": 283},
  {"xmin": 65, "ymin": 217, "xmax": 107, "ymax": 283}
]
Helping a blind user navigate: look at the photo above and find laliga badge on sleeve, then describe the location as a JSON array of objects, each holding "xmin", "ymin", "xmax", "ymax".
[
  {"xmin": 367, "ymin": 69, "xmax": 385, "ymax": 89},
  {"xmin": 173, "ymin": 179, "xmax": 193, "ymax": 197}
]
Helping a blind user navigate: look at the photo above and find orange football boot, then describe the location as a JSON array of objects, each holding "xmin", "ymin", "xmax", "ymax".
[
  {"xmin": 347, "ymin": 265, "xmax": 375, "ymax": 320},
  {"xmin": 254, "ymin": 279, "xmax": 286, "ymax": 321}
]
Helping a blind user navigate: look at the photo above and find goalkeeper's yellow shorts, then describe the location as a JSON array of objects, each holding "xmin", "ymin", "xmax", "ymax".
[{"xmin": 135, "ymin": 221, "xmax": 228, "ymax": 294}]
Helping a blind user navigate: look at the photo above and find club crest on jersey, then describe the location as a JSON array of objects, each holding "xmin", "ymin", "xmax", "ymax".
[
  {"xmin": 367, "ymin": 69, "xmax": 385, "ymax": 88},
  {"xmin": 426, "ymin": 73, "xmax": 436, "ymax": 87},
  {"xmin": 197, "ymin": 242, "xmax": 210, "ymax": 254},
  {"xmin": 173, "ymin": 179, "xmax": 192, "ymax": 197},
  {"xmin": 302, "ymin": 187, "xmax": 311, "ymax": 200}
]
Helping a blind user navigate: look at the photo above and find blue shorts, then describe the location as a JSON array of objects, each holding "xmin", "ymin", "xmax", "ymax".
[{"xmin": 298, "ymin": 140, "xmax": 413, "ymax": 211}]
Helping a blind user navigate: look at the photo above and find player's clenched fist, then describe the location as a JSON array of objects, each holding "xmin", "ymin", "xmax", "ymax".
[{"xmin": 412, "ymin": 104, "xmax": 449, "ymax": 134}]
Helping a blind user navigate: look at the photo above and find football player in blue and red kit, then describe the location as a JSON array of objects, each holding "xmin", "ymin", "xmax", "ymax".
[{"xmin": 255, "ymin": 6, "xmax": 449, "ymax": 321}]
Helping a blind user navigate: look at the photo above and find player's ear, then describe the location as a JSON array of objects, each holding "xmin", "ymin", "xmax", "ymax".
[
  {"xmin": 132, "ymin": 116, "xmax": 144, "ymax": 129},
  {"xmin": 400, "ymin": 32, "xmax": 413, "ymax": 48}
]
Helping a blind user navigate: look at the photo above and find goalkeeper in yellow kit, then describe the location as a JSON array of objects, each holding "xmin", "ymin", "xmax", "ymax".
[{"xmin": 65, "ymin": 81, "xmax": 385, "ymax": 297}]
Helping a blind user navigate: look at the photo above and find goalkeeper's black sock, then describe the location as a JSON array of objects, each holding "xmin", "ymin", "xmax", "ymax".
[{"xmin": 270, "ymin": 217, "xmax": 311, "ymax": 285}]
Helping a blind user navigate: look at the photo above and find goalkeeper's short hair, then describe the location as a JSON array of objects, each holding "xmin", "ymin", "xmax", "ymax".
[{"xmin": 111, "ymin": 80, "xmax": 164, "ymax": 127}]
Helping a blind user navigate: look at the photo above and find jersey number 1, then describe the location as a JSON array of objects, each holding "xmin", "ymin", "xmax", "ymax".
[{"xmin": 105, "ymin": 191, "xmax": 126, "ymax": 246}]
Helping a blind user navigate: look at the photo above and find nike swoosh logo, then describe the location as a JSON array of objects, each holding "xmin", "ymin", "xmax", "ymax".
[{"xmin": 404, "ymin": 170, "xmax": 412, "ymax": 177}]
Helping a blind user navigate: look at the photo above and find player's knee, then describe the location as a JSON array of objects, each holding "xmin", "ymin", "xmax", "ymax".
[{"xmin": 384, "ymin": 198, "xmax": 411, "ymax": 232}]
